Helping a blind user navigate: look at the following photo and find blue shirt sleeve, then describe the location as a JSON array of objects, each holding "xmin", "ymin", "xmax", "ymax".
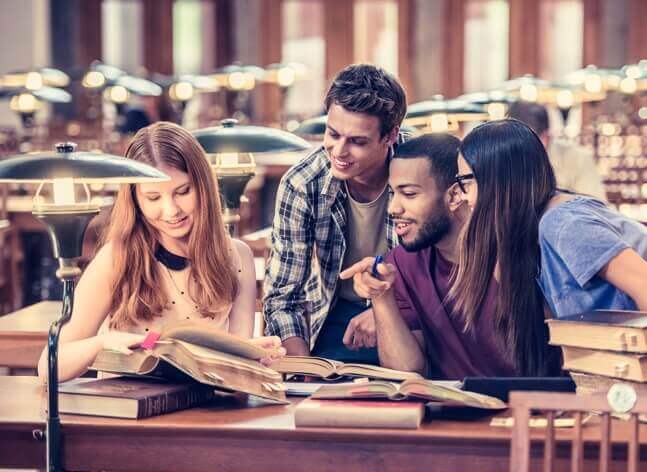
[{"xmin": 540, "ymin": 205, "xmax": 629, "ymax": 288}]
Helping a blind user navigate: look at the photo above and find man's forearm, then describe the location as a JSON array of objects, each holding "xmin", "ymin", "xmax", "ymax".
[
  {"xmin": 282, "ymin": 336, "xmax": 310, "ymax": 356},
  {"xmin": 373, "ymin": 292, "xmax": 426, "ymax": 374}
]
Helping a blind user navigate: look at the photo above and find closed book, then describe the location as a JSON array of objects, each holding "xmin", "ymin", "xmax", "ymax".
[
  {"xmin": 570, "ymin": 372, "xmax": 647, "ymax": 395},
  {"xmin": 294, "ymin": 397, "xmax": 425, "ymax": 429},
  {"xmin": 547, "ymin": 310, "xmax": 647, "ymax": 353},
  {"xmin": 561, "ymin": 346, "xmax": 647, "ymax": 382},
  {"xmin": 58, "ymin": 377, "xmax": 216, "ymax": 419}
]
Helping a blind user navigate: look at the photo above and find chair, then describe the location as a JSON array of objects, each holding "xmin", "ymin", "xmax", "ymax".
[
  {"xmin": 241, "ymin": 226, "xmax": 273, "ymax": 333},
  {"xmin": 509, "ymin": 390, "xmax": 647, "ymax": 472},
  {"xmin": 0, "ymin": 184, "xmax": 12, "ymax": 314}
]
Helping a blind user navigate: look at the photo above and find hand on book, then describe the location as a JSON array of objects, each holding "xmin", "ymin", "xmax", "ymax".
[
  {"xmin": 339, "ymin": 256, "xmax": 396, "ymax": 300},
  {"xmin": 248, "ymin": 336, "xmax": 287, "ymax": 366},
  {"xmin": 343, "ymin": 308, "xmax": 376, "ymax": 350},
  {"xmin": 99, "ymin": 331, "xmax": 148, "ymax": 355}
]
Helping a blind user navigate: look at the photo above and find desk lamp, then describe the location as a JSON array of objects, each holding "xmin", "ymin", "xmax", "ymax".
[
  {"xmin": 193, "ymin": 119, "xmax": 310, "ymax": 235},
  {"xmin": 458, "ymin": 90, "xmax": 515, "ymax": 121},
  {"xmin": 0, "ymin": 143, "xmax": 169, "ymax": 472},
  {"xmin": 294, "ymin": 114, "xmax": 420, "ymax": 141},
  {"xmin": 404, "ymin": 95, "xmax": 489, "ymax": 133}
]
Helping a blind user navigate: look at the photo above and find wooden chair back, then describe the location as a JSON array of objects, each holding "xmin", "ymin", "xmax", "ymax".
[{"xmin": 509, "ymin": 390, "xmax": 647, "ymax": 472}]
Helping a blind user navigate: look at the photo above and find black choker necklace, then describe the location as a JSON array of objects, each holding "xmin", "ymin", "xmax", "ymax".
[{"xmin": 155, "ymin": 245, "xmax": 188, "ymax": 271}]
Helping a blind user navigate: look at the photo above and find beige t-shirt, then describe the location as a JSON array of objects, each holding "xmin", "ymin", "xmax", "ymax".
[
  {"xmin": 336, "ymin": 183, "xmax": 389, "ymax": 303},
  {"xmin": 548, "ymin": 139, "xmax": 607, "ymax": 202},
  {"xmin": 98, "ymin": 261, "xmax": 231, "ymax": 336}
]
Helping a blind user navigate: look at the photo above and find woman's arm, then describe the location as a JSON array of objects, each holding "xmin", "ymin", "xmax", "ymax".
[
  {"xmin": 599, "ymin": 248, "xmax": 647, "ymax": 310},
  {"xmin": 227, "ymin": 239, "xmax": 257, "ymax": 338},
  {"xmin": 37, "ymin": 243, "xmax": 143, "ymax": 382}
]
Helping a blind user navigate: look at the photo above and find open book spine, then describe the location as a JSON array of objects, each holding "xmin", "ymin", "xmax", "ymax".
[{"xmin": 154, "ymin": 345, "xmax": 287, "ymax": 403}]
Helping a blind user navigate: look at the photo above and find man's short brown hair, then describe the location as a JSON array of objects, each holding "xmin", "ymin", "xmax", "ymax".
[{"xmin": 324, "ymin": 64, "xmax": 407, "ymax": 138}]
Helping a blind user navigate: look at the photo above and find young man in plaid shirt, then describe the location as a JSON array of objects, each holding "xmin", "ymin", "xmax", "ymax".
[{"xmin": 263, "ymin": 64, "xmax": 408, "ymax": 364}]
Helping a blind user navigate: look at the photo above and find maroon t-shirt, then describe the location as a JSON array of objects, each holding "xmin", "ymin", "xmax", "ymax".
[{"xmin": 385, "ymin": 246, "xmax": 516, "ymax": 380}]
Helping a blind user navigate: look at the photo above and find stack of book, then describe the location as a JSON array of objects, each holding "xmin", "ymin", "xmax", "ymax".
[{"xmin": 547, "ymin": 310, "xmax": 647, "ymax": 394}]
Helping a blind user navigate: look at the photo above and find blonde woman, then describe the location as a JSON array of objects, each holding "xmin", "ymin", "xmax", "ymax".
[{"xmin": 38, "ymin": 122, "xmax": 284, "ymax": 382}]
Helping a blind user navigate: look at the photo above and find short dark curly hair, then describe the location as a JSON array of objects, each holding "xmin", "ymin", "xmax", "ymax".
[{"xmin": 324, "ymin": 64, "xmax": 407, "ymax": 138}]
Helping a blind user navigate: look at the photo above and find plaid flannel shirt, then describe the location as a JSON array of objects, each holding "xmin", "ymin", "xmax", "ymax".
[{"xmin": 263, "ymin": 137, "xmax": 404, "ymax": 347}]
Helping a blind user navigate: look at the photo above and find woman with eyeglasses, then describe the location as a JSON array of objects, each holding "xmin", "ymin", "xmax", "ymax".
[{"xmin": 451, "ymin": 119, "xmax": 647, "ymax": 376}]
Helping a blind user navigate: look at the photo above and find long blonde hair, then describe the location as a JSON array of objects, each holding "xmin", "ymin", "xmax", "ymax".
[{"xmin": 105, "ymin": 122, "xmax": 238, "ymax": 328}]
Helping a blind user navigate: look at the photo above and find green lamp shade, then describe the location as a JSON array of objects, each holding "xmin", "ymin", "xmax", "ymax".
[
  {"xmin": 115, "ymin": 76, "xmax": 162, "ymax": 97},
  {"xmin": 294, "ymin": 115, "xmax": 327, "ymax": 136},
  {"xmin": 406, "ymin": 98, "xmax": 488, "ymax": 120},
  {"xmin": 193, "ymin": 119, "xmax": 311, "ymax": 154},
  {"xmin": 294, "ymin": 115, "xmax": 420, "ymax": 138},
  {"xmin": 458, "ymin": 91, "xmax": 514, "ymax": 105},
  {"xmin": 0, "ymin": 144, "xmax": 169, "ymax": 183}
]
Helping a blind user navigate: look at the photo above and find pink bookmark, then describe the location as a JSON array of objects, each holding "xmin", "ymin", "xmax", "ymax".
[{"xmin": 140, "ymin": 331, "xmax": 161, "ymax": 350}]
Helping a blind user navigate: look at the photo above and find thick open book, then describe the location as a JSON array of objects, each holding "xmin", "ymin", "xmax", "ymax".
[
  {"xmin": 547, "ymin": 310, "xmax": 647, "ymax": 353},
  {"xmin": 58, "ymin": 377, "xmax": 215, "ymax": 419},
  {"xmin": 311, "ymin": 379, "xmax": 507, "ymax": 409},
  {"xmin": 91, "ymin": 321, "xmax": 286, "ymax": 403},
  {"xmin": 271, "ymin": 355, "xmax": 422, "ymax": 381}
]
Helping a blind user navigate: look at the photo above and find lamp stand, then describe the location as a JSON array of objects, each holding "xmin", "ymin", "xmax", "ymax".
[
  {"xmin": 36, "ymin": 209, "xmax": 98, "ymax": 472},
  {"xmin": 47, "ymin": 271, "xmax": 77, "ymax": 472},
  {"xmin": 216, "ymin": 173, "xmax": 254, "ymax": 237}
]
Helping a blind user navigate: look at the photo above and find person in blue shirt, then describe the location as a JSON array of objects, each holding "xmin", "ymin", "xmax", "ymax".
[{"xmin": 450, "ymin": 119, "xmax": 647, "ymax": 375}]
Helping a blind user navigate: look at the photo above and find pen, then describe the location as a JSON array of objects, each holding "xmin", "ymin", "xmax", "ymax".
[
  {"xmin": 366, "ymin": 255, "xmax": 383, "ymax": 307},
  {"xmin": 371, "ymin": 255, "xmax": 384, "ymax": 278}
]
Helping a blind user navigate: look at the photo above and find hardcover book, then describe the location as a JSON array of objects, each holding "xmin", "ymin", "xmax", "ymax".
[
  {"xmin": 560, "ymin": 346, "xmax": 647, "ymax": 382},
  {"xmin": 294, "ymin": 397, "xmax": 425, "ymax": 429},
  {"xmin": 270, "ymin": 355, "xmax": 423, "ymax": 382},
  {"xmin": 58, "ymin": 376, "xmax": 216, "ymax": 419},
  {"xmin": 311, "ymin": 378, "xmax": 507, "ymax": 409},
  {"xmin": 569, "ymin": 371, "xmax": 647, "ymax": 395},
  {"xmin": 547, "ymin": 310, "xmax": 647, "ymax": 353},
  {"xmin": 91, "ymin": 321, "xmax": 287, "ymax": 403}
]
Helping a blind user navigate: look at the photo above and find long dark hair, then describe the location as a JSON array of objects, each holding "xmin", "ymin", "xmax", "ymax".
[{"xmin": 450, "ymin": 119, "xmax": 558, "ymax": 376}]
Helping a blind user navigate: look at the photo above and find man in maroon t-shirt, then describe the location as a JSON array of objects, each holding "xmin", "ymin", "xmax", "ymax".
[{"xmin": 340, "ymin": 134, "xmax": 516, "ymax": 379}]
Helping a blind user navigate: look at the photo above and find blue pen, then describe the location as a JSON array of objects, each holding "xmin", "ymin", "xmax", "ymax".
[
  {"xmin": 370, "ymin": 255, "xmax": 384, "ymax": 278},
  {"xmin": 366, "ymin": 255, "xmax": 384, "ymax": 307}
]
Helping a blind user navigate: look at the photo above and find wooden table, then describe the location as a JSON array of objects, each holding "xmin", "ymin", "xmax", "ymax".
[
  {"xmin": 1, "ymin": 376, "xmax": 647, "ymax": 471},
  {"xmin": 0, "ymin": 300, "xmax": 60, "ymax": 369}
]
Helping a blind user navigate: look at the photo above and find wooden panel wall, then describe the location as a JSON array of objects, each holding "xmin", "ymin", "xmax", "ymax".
[
  {"xmin": 142, "ymin": 0, "xmax": 174, "ymax": 75},
  {"xmin": 582, "ymin": 0, "xmax": 602, "ymax": 66},
  {"xmin": 508, "ymin": 0, "xmax": 540, "ymax": 77},
  {"xmin": 324, "ymin": 0, "xmax": 355, "ymax": 84},
  {"xmin": 442, "ymin": 0, "xmax": 464, "ymax": 98},
  {"xmin": 628, "ymin": 0, "xmax": 647, "ymax": 63}
]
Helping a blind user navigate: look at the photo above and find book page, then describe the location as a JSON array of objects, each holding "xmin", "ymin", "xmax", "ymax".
[{"xmin": 162, "ymin": 322, "xmax": 268, "ymax": 359}]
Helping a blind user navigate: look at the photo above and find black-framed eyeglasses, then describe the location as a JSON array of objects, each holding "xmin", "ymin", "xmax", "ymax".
[{"xmin": 455, "ymin": 173, "xmax": 475, "ymax": 193}]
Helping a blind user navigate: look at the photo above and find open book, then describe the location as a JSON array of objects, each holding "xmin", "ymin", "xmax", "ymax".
[
  {"xmin": 271, "ymin": 355, "xmax": 422, "ymax": 382},
  {"xmin": 91, "ymin": 321, "xmax": 286, "ymax": 403},
  {"xmin": 311, "ymin": 379, "xmax": 507, "ymax": 409}
]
